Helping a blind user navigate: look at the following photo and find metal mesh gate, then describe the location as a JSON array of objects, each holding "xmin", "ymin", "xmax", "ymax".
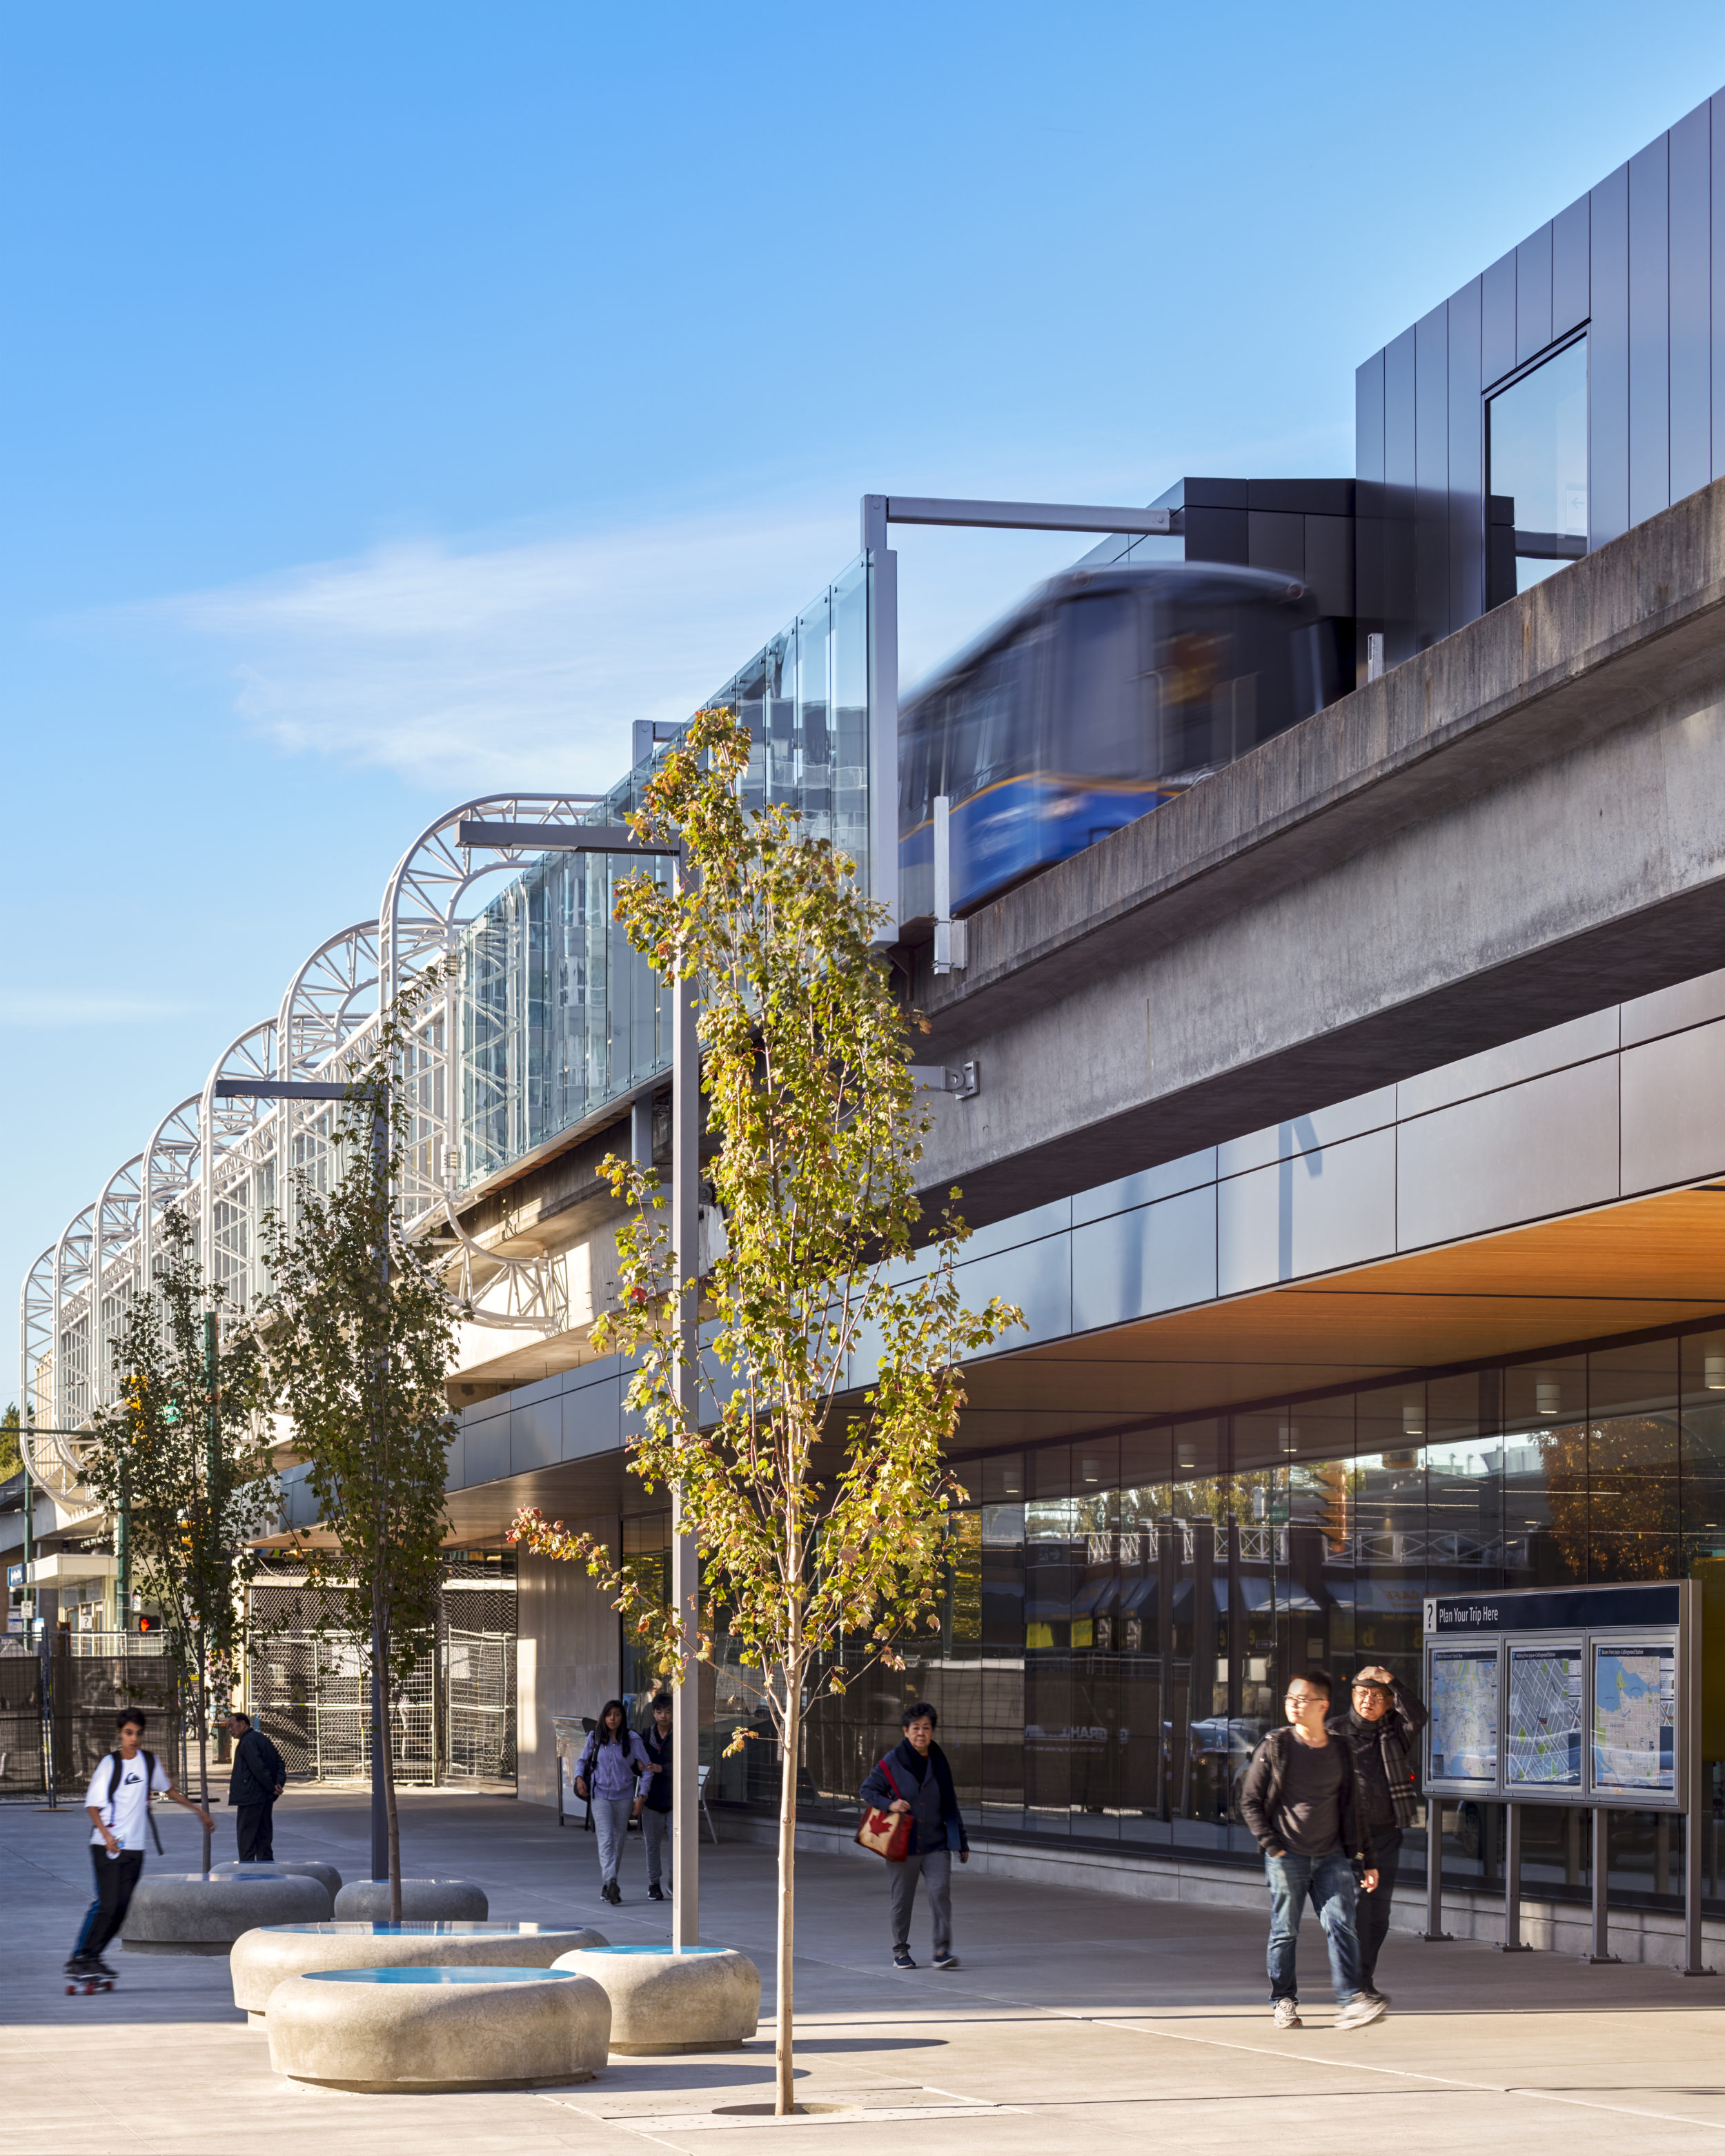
[{"xmin": 245, "ymin": 1562, "xmax": 515, "ymax": 1786}]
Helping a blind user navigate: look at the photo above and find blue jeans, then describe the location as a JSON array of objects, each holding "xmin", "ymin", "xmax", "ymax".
[
  {"xmin": 1265, "ymin": 1848, "xmax": 1364, "ymax": 2005},
  {"xmin": 593, "ymin": 1797, "xmax": 633, "ymax": 1886}
]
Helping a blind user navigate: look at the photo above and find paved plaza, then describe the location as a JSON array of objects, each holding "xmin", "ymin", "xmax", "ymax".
[{"xmin": 3, "ymin": 1788, "xmax": 1724, "ymax": 2154}]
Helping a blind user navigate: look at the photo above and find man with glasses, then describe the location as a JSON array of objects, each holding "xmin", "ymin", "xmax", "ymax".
[
  {"xmin": 1327, "ymin": 1664, "xmax": 1427, "ymax": 2006},
  {"xmin": 1240, "ymin": 1668, "xmax": 1383, "ymax": 2030}
]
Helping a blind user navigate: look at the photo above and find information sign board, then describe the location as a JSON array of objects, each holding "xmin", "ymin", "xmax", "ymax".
[{"xmin": 1423, "ymin": 1582, "xmax": 1692, "ymax": 1810}]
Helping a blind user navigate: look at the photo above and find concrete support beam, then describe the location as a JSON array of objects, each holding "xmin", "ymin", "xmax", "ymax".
[{"xmin": 912, "ymin": 475, "xmax": 1725, "ymax": 1225}]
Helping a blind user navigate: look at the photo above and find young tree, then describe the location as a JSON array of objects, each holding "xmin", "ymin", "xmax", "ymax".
[
  {"xmin": 0, "ymin": 1403, "xmax": 21, "ymax": 1483},
  {"xmin": 513, "ymin": 708, "xmax": 1019, "ymax": 2115},
  {"xmin": 260, "ymin": 982, "xmax": 459, "ymax": 1922},
  {"xmin": 84, "ymin": 1209, "xmax": 275, "ymax": 1871}
]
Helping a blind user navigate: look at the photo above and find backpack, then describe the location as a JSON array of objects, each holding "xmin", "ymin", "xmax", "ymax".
[{"xmin": 103, "ymin": 1750, "xmax": 166, "ymax": 1855}]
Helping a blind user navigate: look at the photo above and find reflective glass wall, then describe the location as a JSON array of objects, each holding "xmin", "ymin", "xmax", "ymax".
[
  {"xmin": 459, "ymin": 558, "xmax": 871, "ymax": 1187},
  {"xmin": 701, "ymin": 1318, "xmax": 1725, "ymax": 1908}
]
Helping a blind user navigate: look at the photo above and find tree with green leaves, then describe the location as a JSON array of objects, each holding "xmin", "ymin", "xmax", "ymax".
[
  {"xmin": 83, "ymin": 1208, "xmax": 275, "ymax": 1870},
  {"xmin": 260, "ymin": 980, "xmax": 459, "ymax": 1922},
  {"xmin": 0, "ymin": 1403, "xmax": 21, "ymax": 1483},
  {"xmin": 513, "ymin": 707, "xmax": 1019, "ymax": 2115}
]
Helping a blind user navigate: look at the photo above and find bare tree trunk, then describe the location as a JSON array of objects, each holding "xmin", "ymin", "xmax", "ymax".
[
  {"xmin": 382, "ymin": 1619, "xmax": 402, "ymax": 1925},
  {"xmin": 775, "ymin": 1687, "xmax": 801, "ymax": 2117}
]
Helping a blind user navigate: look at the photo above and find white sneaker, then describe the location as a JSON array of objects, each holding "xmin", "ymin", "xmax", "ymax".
[
  {"xmin": 1272, "ymin": 1999, "xmax": 1302, "ymax": 2029},
  {"xmin": 1334, "ymin": 1995, "xmax": 1386, "ymax": 2031}
]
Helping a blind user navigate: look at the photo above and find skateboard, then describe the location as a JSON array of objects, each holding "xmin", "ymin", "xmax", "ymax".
[{"xmin": 65, "ymin": 1972, "xmax": 114, "ymax": 1995}]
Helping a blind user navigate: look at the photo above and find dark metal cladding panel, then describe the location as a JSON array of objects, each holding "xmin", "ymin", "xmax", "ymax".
[
  {"xmin": 1383, "ymin": 326, "xmax": 1418, "ymax": 661},
  {"xmin": 1629, "ymin": 132, "xmax": 1672, "ymax": 529},
  {"xmin": 1517, "ymin": 221, "xmax": 1554, "ymax": 363},
  {"xmin": 1245, "ymin": 509, "xmax": 1304, "ymax": 577},
  {"xmin": 1448, "ymin": 276, "xmax": 1484, "ymax": 629},
  {"xmin": 1714, "ymin": 92, "xmax": 1725, "ymax": 479},
  {"xmin": 1181, "ymin": 477, "xmax": 1250, "ymax": 510},
  {"xmin": 1590, "ymin": 161, "xmax": 1630, "ymax": 547},
  {"xmin": 1181, "ymin": 505, "xmax": 1249, "ymax": 564},
  {"xmin": 1482, "ymin": 248, "xmax": 1517, "ymax": 388},
  {"xmin": 1415, "ymin": 301, "xmax": 1450, "ymax": 646},
  {"xmin": 1552, "ymin": 193, "xmax": 1591, "ymax": 336},
  {"xmin": 1246, "ymin": 478, "xmax": 1354, "ymax": 516},
  {"xmin": 1301, "ymin": 514, "xmax": 1354, "ymax": 619},
  {"xmin": 1355, "ymin": 350, "xmax": 1386, "ymax": 621},
  {"xmin": 1669, "ymin": 99, "xmax": 1711, "ymax": 504}
]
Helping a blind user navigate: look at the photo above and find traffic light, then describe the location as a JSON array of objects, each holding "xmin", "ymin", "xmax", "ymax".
[{"xmin": 137, "ymin": 1613, "xmax": 160, "ymax": 1634}]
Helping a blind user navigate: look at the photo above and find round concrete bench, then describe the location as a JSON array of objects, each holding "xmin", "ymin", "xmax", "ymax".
[
  {"xmin": 121, "ymin": 1871, "xmax": 333, "ymax": 1955},
  {"xmin": 231, "ymin": 1921, "xmax": 610, "ymax": 2020},
  {"xmin": 212, "ymin": 1859, "xmax": 343, "ymax": 1899},
  {"xmin": 549, "ymin": 1944, "xmax": 760, "ymax": 2054},
  {"xmin": 266, "ymin": 1966, "xmax": 611, "ymax": 2091},
  {"xmin": 332, "ymin": 1877, "xmax": 488, "ymax": 1921}
]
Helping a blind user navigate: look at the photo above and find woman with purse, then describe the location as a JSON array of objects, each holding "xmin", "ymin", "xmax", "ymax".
[
  {"xmin": 573, "ymin": 1698, "xmax": 651, "ymax": 1906},
  {"xmin": 858, "ymin": 1701, "xmax": 969, "ymax": 1970}
]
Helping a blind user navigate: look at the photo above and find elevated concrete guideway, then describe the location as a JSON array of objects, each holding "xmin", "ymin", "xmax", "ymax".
[{"xmin": 911, "ymin": 475, "xmax": 1725, "ymax": 1229}]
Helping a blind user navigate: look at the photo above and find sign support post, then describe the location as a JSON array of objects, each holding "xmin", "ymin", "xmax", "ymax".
[
  {"xmin": 1496, "ymin": 1802, "xmax": 1530, "ymax": 1952},
  {"xmin": 1586, "ymin": 1806, "xmax": 1619, "ymax": 1964}
]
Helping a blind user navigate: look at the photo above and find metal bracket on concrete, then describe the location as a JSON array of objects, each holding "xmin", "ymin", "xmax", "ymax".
[
  {"xmin": 1494, "ymin": 1801, "xmax": 1532, "ymax": 1952},
  {"xmin": 909, "ymin": 1062, "xmax": 979, "ymax": 1100}
]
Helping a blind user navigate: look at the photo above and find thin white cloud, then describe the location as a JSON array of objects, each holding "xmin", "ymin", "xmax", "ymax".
[
  {"xmin": 158, "ymin": 509, "xmax": 857, "ymax": 793},
  {"xmin": 8, "ymin": 991, "xmax": 201, "ymax": 1027}
]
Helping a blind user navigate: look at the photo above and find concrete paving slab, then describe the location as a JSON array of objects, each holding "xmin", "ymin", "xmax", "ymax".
[{"xmin": 4, "ymin": 1788, "xmax": 1725, "ymax": 2156}]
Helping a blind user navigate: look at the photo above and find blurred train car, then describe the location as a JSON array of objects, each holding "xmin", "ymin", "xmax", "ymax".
[{"xmin": 898, "ymin": 561, "xmax": 1330, "ymax": 922}]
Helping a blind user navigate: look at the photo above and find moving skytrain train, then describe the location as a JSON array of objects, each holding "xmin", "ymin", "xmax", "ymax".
[{"xmin": 898, "ymin": 560, "xmax": 1330, "ymax": 922}]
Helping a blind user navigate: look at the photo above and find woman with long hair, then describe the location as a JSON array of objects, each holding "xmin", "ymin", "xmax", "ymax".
[{"xmin": 573, "ymin": 1699, "xmax": 651, "ymax": 1905}]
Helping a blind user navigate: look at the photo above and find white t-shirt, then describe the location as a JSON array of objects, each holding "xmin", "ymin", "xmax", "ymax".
[{"xmin": 85, "ymin": 1751, "xmax": 172, "ymax": 1850}]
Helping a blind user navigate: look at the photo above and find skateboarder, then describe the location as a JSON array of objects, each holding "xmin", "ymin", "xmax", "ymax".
[{"xmin": 66, "ymin": 1708, "xmax": 215, "ymax": 1986}]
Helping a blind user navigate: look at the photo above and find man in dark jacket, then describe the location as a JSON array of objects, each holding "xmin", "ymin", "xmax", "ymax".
[
  {"xmin": 1239, "ymin": 1667, "xmax": 1383, "ymax": 2031},
  {"xmin": 1326, "ymin": 1663, "xmax": 1427, "ymax": 2004},
  {"xmin": 226, "ymin": 1710, "xmax": 286, "ymax": 1862},
  {"xmin": 860, "ymin": 1701, "xmax": 969, "ymax": 1971}
]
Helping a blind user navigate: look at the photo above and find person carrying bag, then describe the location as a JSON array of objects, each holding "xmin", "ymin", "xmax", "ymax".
[{"xmin": 859, "ymin": 1702, "xmax": 969, "ymax": 1971}]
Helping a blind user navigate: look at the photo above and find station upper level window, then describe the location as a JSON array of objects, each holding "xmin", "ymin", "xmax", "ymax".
[{"xmin": 1487, "ymin": 335, "xmax": 1588, "ymax": 595}]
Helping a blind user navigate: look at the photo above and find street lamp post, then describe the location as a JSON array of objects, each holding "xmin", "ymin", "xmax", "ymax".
[{"xmin": 456, "ymin": 820, "xmax": 701, "ymax": 1951}]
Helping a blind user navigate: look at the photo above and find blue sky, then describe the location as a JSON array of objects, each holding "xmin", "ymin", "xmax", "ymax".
[{"xmin": 8, "ymin": 3, "xmax": 1725, "ymax": 1345}]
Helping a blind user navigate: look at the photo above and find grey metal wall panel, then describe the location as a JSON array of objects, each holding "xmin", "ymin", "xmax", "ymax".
[
  {"xmin": 1517, "ymin": 221, "xmax": 1554, "ymax": 363},
  {"xmin": 1383, "ymin": 326, "xmax": 1418, "ymax": 659},
  {"xmin": 1669, "ymin": 99, "xmax": 1712, "ymax": 504},
  {"xmin": 1715, "ymin": 92, "xmax": 1725, "ymax": 479},
  {"xmin": 953, "ymin": 1197, "xmax": 1071, "ymax": 1263},
  {"xmin": 1590, "ymin": 162, "xmax": 1631, "ymax": 546},
  {"xmin": 1072, "ymin": 1148, "xmax": 1217, "ymax": 1224},
  {"xmin": 511, "ymin": 1396, "xmax": 561, "ymax": 1474},
  {"xmin": 1396, "ymin": 1058, "xmax": 1619, "ymax": 1249},
  {"xmin": 1553, "ymin": 192, "xmax": 1591, "ymax": 337},
  {"xmin": 1415, "ymin": 302, "xmax": 1450, "ymax": 645},
  {"xmin": 1072, "ymin": 1185, "xmax": 1217, "ymax": 1331},
  {"xmin": 956, "ymin": 1230, "xmax": 1072, "ymax": 1349},
  {"xmin": 1629, "ymin": 134, "xmax": 1672, "ymax": 528},
  {"xmin": 462, "ymin": 1418, "xmax": 511, "ymax": 1487},
  {"xmin": 1355, "ymin": 350, "xmax": 1386, "ymax": 624},
  {"xmin": 1396, "ymin": 1008, "xmax": 1619, "ymax": 1120},
  {"xmin": 568, "ymin": 1368, "xmax": 625, "ymax": 1460},
  {"xmin": 1448, "ymin": 276, "xmax": 1483, "ymax": 630},
  {"xmin": 1620, "ymin": 964, "xmax": 1725, "ymax": 1047},
  {"xmin": 1217, "ymin": 1087, "xmax": 1399, "ymax": 1179},
  {"xmin": 1621, "ymin": 1022, "xmax": 1725, "ymax": 1192},
  {"xmin": 1483, "ymin": 248, "xmax": 1518, "ymax": 387},
  {"xmin": 1217, "ymin": 1127, "xmax": 1397, "ymax": 1295}
]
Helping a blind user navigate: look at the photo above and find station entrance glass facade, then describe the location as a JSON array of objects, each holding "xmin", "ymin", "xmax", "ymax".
[{"xmin": 684, "ymin": 1316, "xmax": 1725, "ymax": 1916}]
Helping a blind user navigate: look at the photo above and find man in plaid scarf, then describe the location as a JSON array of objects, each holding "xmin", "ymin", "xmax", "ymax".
[{"xmin": 1327, "ymin": 1665, "xmax": 1427, "ymax": 2006}]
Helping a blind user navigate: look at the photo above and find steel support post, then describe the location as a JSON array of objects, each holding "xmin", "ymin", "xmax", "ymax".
[
  {"xmin": 370, "ymin": 1098, "xmax": 391, "ymax": 1885},
  {"xmin": 1421, "ymin": 1803, "xmax": 1452, "ymax": 1941},
  {"xmin": 670, "ymin": 847, "xmax": 701, "ymax": 1952},
  {"xmin": 1495, "ymin": 1802, "xmax": 1531, "ymax": 1951},
  {"xmin": 1586, "ymin": 1808, "xmax": 1620, "ymax": 1963},
  {"xmin": 1682, "ymin": 1601, "xmax": 1714, "ymax": 1975}
]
